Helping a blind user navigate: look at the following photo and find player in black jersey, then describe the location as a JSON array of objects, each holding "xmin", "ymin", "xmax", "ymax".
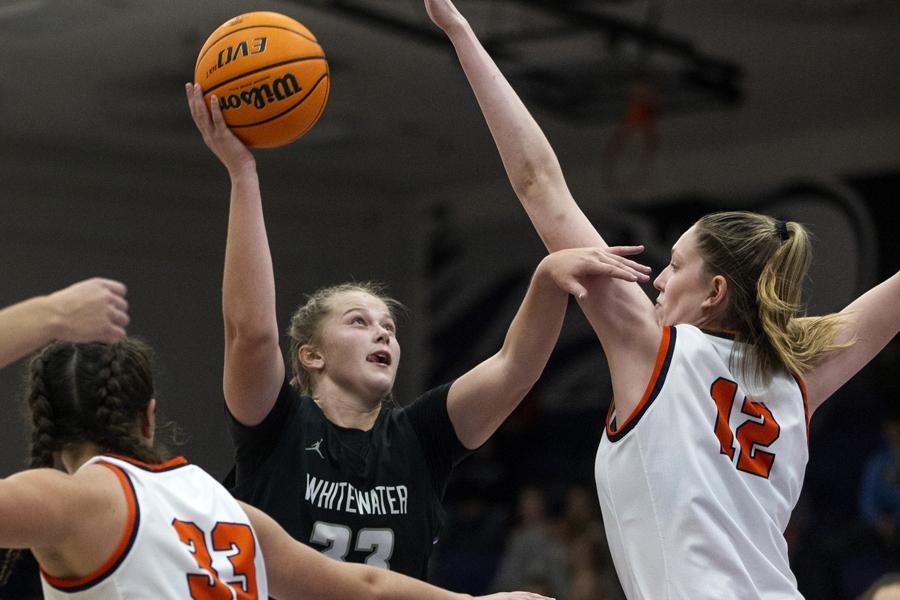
[{"xmin": 186, "ymin": 83, "xmax": 650, "ymax": 580}]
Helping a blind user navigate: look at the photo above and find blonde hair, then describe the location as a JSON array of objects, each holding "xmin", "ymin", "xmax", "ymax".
[
  {"xmin": 694, "ymin": 211, "xmax": 850, "ymax": 379},
  {"xmin": 286, "ymin": 282, "xmax": 404, "ymax": 397}
]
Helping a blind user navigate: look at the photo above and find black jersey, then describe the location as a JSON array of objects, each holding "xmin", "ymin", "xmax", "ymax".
[{"xmin": 226, "ymin": 377, "xmax": 470, "ymax": 579}]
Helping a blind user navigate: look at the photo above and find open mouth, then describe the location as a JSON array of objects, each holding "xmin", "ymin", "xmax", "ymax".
[{"xmin": 367, "ymin": 351, "xmax": 391, "ymax": 366}]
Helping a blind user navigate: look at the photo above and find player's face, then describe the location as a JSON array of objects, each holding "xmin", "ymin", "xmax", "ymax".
[
  {"xmin": 316, "ymin": 290, "xmax": 401, "ymax": 401},
  {"xmin": 652, "ymin": 226, "xmax": 716, "ymax": 327}
]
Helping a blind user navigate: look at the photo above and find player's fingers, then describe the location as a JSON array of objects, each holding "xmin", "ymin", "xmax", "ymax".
[
  {"xmin": 208, "ymin": 94, "xmax": 227, "ymax": 129},
  {"xmin": 97, "ymin": 278, "xmax": 128, "ymax": 297},
  {"xmin": 606, "ymin": 244, "xmax": 645, "ymax": 256},
  {"xmin": 588, "ymin": 260, "xmax": 640, "ymax": 282},
  {"xmin": 104, "ymin": 325, "xmax": 128, "ymax": 343},
  {"xmin": 186, "ymin": 84, "xmax": 213, "ymax": 132},
  {"xmin": 597, "ymin": 250, "xmax": 651, "ymax": 276},
  {"xmin": 110, "ymin": 307, "xmax": 130, "ymax": 328},
  {"xmin": 563, "ymin": 277, "xmax": 589, "ymax": 299}
]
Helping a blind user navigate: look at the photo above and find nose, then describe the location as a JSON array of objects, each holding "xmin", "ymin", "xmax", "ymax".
[
  {"xmin": 375, "ymin": 325, "xmax": 392, "ymax": 343},
  {"xmin": 653, "ymin": 267, "xmax": 667, "ymax": 292}
]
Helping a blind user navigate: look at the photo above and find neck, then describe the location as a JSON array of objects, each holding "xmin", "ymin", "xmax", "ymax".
[
  {"xmin": 312, "ymin": 381, "xmax": 382, "ymax": 431},
  {"xmin": 60, "ymin": 442, "xmax": 102, "ymax": 474}
]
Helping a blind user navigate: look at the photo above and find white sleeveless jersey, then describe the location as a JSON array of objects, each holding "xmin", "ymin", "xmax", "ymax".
[
  {"xmin": 596, "ymin": 325, "xmax": 809, "ymax": 600},
  {"xmin": 41, "ymin": 454, "xmax": 268, "ymax": 599}
]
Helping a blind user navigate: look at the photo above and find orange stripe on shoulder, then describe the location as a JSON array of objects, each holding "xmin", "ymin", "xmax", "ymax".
[
  {"xmin": 104, "ymin": 453, "xmax": 188, "ymax": 471},
  {"xmin": 40, "ymin": 463, "xmax": 139, "ymax": 590},
  {"xmin": 606, "ymin": 326, "xmax": 673, "ymax": 438}
]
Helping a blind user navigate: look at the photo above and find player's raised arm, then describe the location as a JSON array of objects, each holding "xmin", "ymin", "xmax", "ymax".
[
  {"xmin": 447, "ymin": 246, "xmax": 650, "ymax": 449},
  {"xmin": 0, "ymin": 278, "xmax": 128, "ymax": 368},
  {"xmin": 426, "ymin": 0, "xmax": 662, "ymax": 419},
  {"xmin": 425, "ymin": 0, "xmax": 599, "ymax": 252},
  {"xmin": 186, "ymin": 83, "xmax": 284, "ymax": 425},
  {"xmin": 242, "ymin": 501, "xmax": 554, "ymax": 600},
  {"xmin": 804, "ymin": 270, "xmax": 900, "ymax": 413}
]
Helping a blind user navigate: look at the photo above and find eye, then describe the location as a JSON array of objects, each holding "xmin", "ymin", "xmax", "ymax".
[
  {"xmin": 351, "ymin": 316, "xmax": 366, "ymax": 326},
  {"xmin": 383, "ymin": 322, "xmax": 396, "ymax": 334}
]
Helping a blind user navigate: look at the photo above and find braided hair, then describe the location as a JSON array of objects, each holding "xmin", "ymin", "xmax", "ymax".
[{"xmin": 0, "ymin": 338, "xmax": 164, "ymax": 585}]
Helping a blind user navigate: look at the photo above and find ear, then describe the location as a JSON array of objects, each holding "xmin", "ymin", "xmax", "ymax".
[
  {"xmin": 702, "ymin": 274, "xmax": 728, "ymax": 310},
  {"xmin": 299, "ymin": 344, "xmax": 324, "ymax": 371},
  {"xmin": 142, "ymin": 398, "xmax": 156, "ymax": 446}
]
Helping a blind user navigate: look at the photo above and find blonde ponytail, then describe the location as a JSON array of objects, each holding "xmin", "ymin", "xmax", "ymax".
[{"xmin": 695, "ymin": 212, "xmax": 851, "ymax": 380}]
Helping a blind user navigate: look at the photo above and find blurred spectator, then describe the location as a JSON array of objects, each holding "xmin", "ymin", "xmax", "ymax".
[
  {"xmin": 860, "ymin": 414, "xmax": 900, "ymax": 556},
  {"xmin": 490, "ymin": 487, "xmax": 569, "ymax": 598}
]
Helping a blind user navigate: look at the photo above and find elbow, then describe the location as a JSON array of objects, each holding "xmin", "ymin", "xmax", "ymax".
[
  {"xmin": 510, "ymin": 160, "xmax": 553, "ymax": 199},
  {"xmin": 361, "ymin": 567, "xmax": 390, "ymax": 600},
  {"xmin": 223, "ymin": 321, "xmax": 280, "ymax": 351}
]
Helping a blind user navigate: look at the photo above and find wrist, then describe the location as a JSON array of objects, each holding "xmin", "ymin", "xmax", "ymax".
[
  {"xmin": 228, "ymin": 161, "xmax": 258, "ymax": 183},
  {"xmin": 36, "ymin": 294, "xmax": 66, "ymax": 341},
  {"xmin": 444, "ymin": 17, "xmax": 472, "ymax": 40}
]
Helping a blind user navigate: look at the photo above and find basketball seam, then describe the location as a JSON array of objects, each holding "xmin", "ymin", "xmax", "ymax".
[
  {"xmin": 196, "ymin": 25, "xmax": 321, "ymax": 70},
  {"xmin": 202, "ymin": 57, "xmax": 328, "ymax": 96}
]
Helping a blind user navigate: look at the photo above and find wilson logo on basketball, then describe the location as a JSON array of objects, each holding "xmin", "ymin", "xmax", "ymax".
[
  {"xmin": 205, "ymin": 37, "xmax": 268, "ymax": 78},
  {"xmin": 218, "ymin": 73, "xmax": 302, "ymax": 111}
]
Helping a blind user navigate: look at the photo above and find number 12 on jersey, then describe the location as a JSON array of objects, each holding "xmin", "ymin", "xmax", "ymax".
[{"xmin": 710, "ymin": 377, "xmax": 781, "ymax": 479}]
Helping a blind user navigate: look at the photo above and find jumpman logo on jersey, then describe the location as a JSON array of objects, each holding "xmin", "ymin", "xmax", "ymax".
[{"xmin": 306, "ymin": 439, "xmax": 325, "ymax": 459}]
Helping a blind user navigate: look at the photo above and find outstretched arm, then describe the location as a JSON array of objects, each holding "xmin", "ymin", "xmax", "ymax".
[
  {"xmin": 425, "ymin": 0, "xmax": 600, "ymax": 252},
  {"xmin": 243, "ymin": 502, "xmax": 553, "ymax": 600},
  {"xmin": 187, "ymin": 84, "xmax": 284, "ymax": 426},
  {"xmin": 805, "ymin": 270, "xmax": 900, "ymax": 413},
  {"xmin": 447, "ymin": 247, "xmax": 650, "ymax": 449},
  {"xmin": 427, "ymin": 0, "xmax": 662, "ymax": 421},
  {"xmin": 0, "ymin": 278, "xmax": 128, "ymax": 368}
]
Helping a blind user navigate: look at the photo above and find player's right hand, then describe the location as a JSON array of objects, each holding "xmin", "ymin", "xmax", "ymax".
[
  {"xmin": 537, "ymin": 246, "xmax": 651, "ymax": 299},
  {"xmin": 48, "ymin": 278, "xmax": 129, "ymax": 344},
  {"xmin": 185, "ymin": 82, "xmax": 256, "ymax": 176}
]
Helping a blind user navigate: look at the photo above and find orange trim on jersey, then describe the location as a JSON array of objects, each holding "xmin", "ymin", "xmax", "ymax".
[
  {"xmin": 40, "ymin": 463, "xmax": 139, "ymax": 591},
  {"xmin": 103, "ymin": 453, "xmax": 188, "ymax": 471},
  {"xmin": 606, "ymin": 326, "xmax": 672, "ymax": 437},
  {"xmin": 794, "ymin": 374, "xmax": 810, "ymax": 445}
]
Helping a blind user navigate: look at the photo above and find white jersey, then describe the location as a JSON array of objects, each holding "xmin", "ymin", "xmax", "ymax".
[
  {"xmin": 41, "ymin": 454, "xmax": 268, "ymax": 599},
  {"xmin": 596, "ymin": 325, "xmax": 809, "ymax": 600}
]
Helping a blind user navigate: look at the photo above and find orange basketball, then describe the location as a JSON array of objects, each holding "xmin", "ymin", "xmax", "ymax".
[{"xmin": 194, "ymin": 12, "xmax": 330, "ymax": 148}]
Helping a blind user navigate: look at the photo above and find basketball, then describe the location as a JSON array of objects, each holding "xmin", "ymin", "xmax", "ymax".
[{"xmin": 194, "ymin": 12, "xmax": 330, "ymax": 148}]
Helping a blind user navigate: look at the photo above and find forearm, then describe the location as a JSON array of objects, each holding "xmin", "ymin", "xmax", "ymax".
[
  {"xmin": 347, "ymin": 564, "xmax": 471, "ymax": 600},
  {"xmin": 0, "ymin": 296, "xmax": 58, "ymax": 368},
  {"xmin": 441, "ymin": 20, "xmax": 604, "ymax": 251},
  {"xmin": 496, "ymin": 270, "xmax": 568, "ymax": 388},
  {"xmin": 447, "ymin": 268, "xmax": 568, "ymax": 449},
  {"xmin": 444, "ymin": 21, "xmax": 563, "ymax": 201},
  {"xmin": 222, "ymin": 167, "xmax": 279, "ymax": 339}
]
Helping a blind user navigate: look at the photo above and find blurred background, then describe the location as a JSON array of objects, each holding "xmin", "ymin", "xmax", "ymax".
[{"xmin": 0, "ymin": 0, "xmax": 898, "ymax": 598}]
